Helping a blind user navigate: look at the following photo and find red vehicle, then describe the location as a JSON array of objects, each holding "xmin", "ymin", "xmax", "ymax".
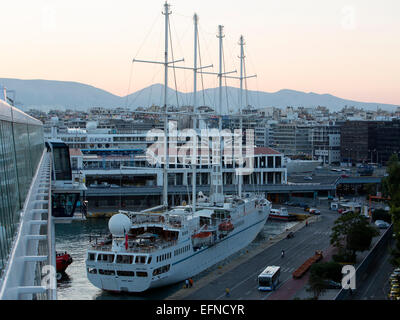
[
  {"xmin": 292, "ymin": 250, "xmax": 323, "ymax": 279},
  {"xmin": 56, "ymin": 251, "xmax": 73, "ymax": 275}
]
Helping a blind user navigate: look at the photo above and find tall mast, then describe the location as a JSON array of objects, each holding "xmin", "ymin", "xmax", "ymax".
[
  {"xmin": 132, "ymin": 2, "xmax": 185, "ymax": 208},
  {"xmin": 192, "ymin": 25, "xmax": 235, "ymax": 205},
  {"xmin": 225, "ymin": 35, "xmax": 256, "ymax": 198},
  {"xmin": 238, "ymin": 35, "xmax": 244, "ymax": 198},
  {"xmin": 162, "ymin": 1, "xmax": 171, "ymax": 207},
  {"xmin": 192, "ymin": 13, "xmax": 199, "ymax": 212},
  {"xmin": 217, "ymin": 25, "xmax": 224, "ymax": 120},
  {"xmin": 209, "ymin": 25, "xmax": 225, "ymax": 205}
]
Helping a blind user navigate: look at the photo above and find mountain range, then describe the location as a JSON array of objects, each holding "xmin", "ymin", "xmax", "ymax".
[{"xmin": 0, "ymin": 78, "xmax": 398, "ymax": 113}]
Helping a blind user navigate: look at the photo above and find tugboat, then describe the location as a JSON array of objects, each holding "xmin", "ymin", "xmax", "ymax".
[{"xmin": 56, "ymin": 251, "xmax": 73, "ymax": 279}]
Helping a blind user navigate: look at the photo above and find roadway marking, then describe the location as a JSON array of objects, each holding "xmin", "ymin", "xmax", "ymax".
[{"xmin": 213, "ymin": 216, "xmax": 334, "ymax": 300}]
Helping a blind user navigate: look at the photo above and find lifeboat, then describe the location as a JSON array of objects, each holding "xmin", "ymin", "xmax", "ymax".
[
  {"xmin": 218, "ymin": 221, "xmax": 234, "ymax": 232},
  {"xmin": 192, "ymin": 231, "xmax": 213, "ymax": 248},
  {"xmin": 192, "ymin": 231, "xmax": 212, "ymax": 239},
  {"xmin": 56, "ymin": 251, "xmax": 73, "ymax": 275}
]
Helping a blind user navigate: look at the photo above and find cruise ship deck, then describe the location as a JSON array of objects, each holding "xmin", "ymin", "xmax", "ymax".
[{"xmin": 0, "ymin": 99, "xmax": 85, "ymax": 300}]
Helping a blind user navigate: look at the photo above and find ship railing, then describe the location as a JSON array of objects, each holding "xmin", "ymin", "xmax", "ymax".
[
  {"xmin": 121, "ymin": 213, "xmax": 184, "ymax": 229},
  {"xmin": 89, "ymin": 240, "xmax": 178, "ymax": 254}
]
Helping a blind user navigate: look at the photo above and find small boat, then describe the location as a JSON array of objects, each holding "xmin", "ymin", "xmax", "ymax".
[
  {"xmin": 56, "ymin": 251, "xmax": 73, "ymax": 276},
  {"xmin": 269, "ymin": 208, "xmax": 297, "ymax": 221}
]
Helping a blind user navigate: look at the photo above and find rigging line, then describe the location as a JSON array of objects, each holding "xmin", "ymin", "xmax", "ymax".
[
  {"xmin": 132, "ymin": 12, "xmax": 161, "ymax": 61},
  {"xmin": 171, "ymin": 15, "xmax": 191, "ymax": 106},
  {"xmin": 222, "ymin": 43, "xmax": 229, "ymax": 115},
  {"xmin": 129, "ymin": 16, "xmax": 163, "ymax": 110},
  {"xmin": 127, "ymin": 68, "xmax": 162, "ymax": 109},
  {"xmin": 197, "ymin": 31, "xmax": 206, "ymax": 107},
  {"xmin": 124, "ymin": 62, "xmax": 134, "ymax": 109},
  {"xmin": 168, "ymin": 18, "xmax": 180, "ymax": 109},
  {"xmin": 244, "ymin": 57, "xmax": 249, "ymax": 108},
  {"xmin": 247, "ymin": 50, "xmax": 261, "ymax": 108}
]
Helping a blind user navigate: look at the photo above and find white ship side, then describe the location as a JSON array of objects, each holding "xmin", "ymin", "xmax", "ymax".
[{"xmin": 86, "ymin": 195, "xmax": 270, "ymax": 292}]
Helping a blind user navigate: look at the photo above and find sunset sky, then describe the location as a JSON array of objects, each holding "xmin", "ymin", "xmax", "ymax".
[{"xmin": 1, "ymin": 0, "xmax": 399, "ymax": 105}]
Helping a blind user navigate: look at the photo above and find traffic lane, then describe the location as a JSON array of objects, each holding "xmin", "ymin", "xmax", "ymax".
[
  {"xmin": 183, "ymin": 211, "xmax": 337, "ymax": 300},
  {"xmin": 248, "ymin": 226, "xmax": 334, "ymax": 300},
  {"xmin": 219, "ymin": 215, "xmax": 335, "ymax": 300},
  {"xmin": 214, "ymin": 214, "xmax": 336, "ymax": 300},
  {"xmin": 351, "ymin": 241, "xmax": 394, "ymax": 300}
]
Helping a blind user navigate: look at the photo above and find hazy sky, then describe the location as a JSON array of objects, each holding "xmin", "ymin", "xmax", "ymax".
[{"xmin": 1, "ymin": 0, "xmax": 399, "ymax": 105}]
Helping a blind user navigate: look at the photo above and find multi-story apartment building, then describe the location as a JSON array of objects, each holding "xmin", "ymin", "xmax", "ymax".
[
  {"xmin": 340, "ymin": 120, "xmax": 400, "ymax": 165},
  {"xmin": 312, "ymin": 123, "xmax": 341, "ymax": 164},
  {"xmin": 272, "ymin": 123, "xmax": 312, "ymax": 157}
]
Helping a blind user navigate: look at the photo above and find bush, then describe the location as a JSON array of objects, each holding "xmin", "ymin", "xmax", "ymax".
[
  {"xmin": 332, "ymin": 252, "xmax": 356, "ymax": 264},
  {"xmin": 310, "ymin": 262, "xmax": 343, "ymax": 282}
]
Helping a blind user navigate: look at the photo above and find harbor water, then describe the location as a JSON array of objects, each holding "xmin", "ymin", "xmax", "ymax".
[{"xmin": 55, "ymin": 218, "xmax": 297, "ymax": 300}]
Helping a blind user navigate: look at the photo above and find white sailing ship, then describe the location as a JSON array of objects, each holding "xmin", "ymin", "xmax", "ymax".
[{"xmin": 85, "ymin": 2, "xmax": 271, "ymax": 293}]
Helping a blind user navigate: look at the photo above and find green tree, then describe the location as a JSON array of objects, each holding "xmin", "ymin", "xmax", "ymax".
[
  {"xmin": 347, "ymin": 222, "xmax": 379, "ymax": 254},
  {"xmin": 307, "ymin": 273, "xmax": 326, "ymax": 300},
  {"xmin": 382, "ymin": 154, "xmax": 400, "ymax": 267},
  {"xmin": 310, "ymin": 262, "xmax": 342, "ymax": 282},
  {"xmin": 330, "ymin": 211, "xmax": 378, "ymax": 261}
]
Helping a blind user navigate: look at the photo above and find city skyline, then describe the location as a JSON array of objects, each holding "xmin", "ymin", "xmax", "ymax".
[{"xmin": 1, "ymin": 0, "xmax": 399, "ymax": 105}]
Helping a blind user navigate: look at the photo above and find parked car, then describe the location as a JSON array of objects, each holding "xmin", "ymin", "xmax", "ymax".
[
  {"xmin": 393, "ymin": 268, "xmax": 400, "ymax": 276},
  {"xmin": 390, "ymin": 274, "xmax": 399, "ymax": 282},
  {"xmin": 309, "ymin": 208, "xmax": 321, "ymax": 215},
  {"xmin": 375, "ymin": 220, "xmax": 390, "ymax": 229},
  {"xmin": 323, "ymin": 280, "xmax": 342, "ymax": 289},
  {"xmin": 389, "ymin": 291, "xmax": 400, "ymax": 300},
  {"xmin": 304, "ymin": 176, "xmax": 313, "ymax": 180},
  {"xmin": 391, "ymin": 284, "xmax": 400, "ymax": 293},
  {"xmin": 391, "ymin": 279, "xmax": 399, "ymax": 287}
]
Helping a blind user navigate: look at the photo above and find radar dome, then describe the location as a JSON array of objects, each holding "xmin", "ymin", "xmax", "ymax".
[{"xmin": 108, "ymin": 214, "xmax": 131, "ymax": 237}]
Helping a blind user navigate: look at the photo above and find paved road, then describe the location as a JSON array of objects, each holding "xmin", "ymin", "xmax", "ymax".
[
  {"xmin": 181, "ymin": 207, "xmax": 340, "ymax": 300},
  {"xmin": 350, "ymin": 239, "xmax": 394, "ymax": 300}
]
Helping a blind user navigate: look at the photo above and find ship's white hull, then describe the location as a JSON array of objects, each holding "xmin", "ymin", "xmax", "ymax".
[
  {"xmin": 86, "ymin": 206, "xmax": 269, "ymax": 293},
  {"xmin": 150, "ymin": 209, "xmax": 268, "ymax": 289}
]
